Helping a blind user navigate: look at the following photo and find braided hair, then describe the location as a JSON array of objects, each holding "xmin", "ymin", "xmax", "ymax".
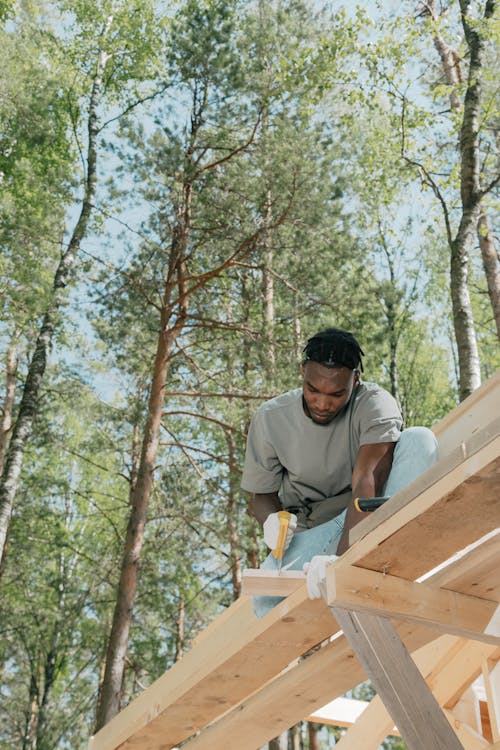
[{"xmin": 302, "ymin": 328, "xmax": 364, "ymax": 371}]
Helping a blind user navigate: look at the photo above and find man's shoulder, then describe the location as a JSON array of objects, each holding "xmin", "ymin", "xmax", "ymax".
[
  {"xmin": 353, "ymin": 381, "xmax": 401, "ymax": 412},
  {"xmin": 257, "ymin": 388, "xmax": 302, "ymax": 415}
]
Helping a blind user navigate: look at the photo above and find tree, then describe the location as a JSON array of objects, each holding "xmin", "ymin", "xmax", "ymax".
[
  {"xmin": 404, "ymin": 0, "xmax": 499, "ymax": 398},
  {"xmin": 0, "ymin": 0, "xmax": 162, "ymax": 566}
]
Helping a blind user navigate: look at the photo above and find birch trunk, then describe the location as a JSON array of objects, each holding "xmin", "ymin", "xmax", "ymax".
[
  {"xmin": 477, "ymin": 210, "xmax": 500, "ymax": 340},
  {"xmin": 418, "ymin": 0, "xmax": 500, "ymax": 401},
  {"xmin": 428, "ymin": 0, "xmax": 500, "ymax": 348},
  {"xmin": 0, "ymin": 333, "xmax": 18, "ymax": 474},
  {"xmin": 450, "ymin": 0, "xmax": 494, "ymax": 399},
  {"xmin": 0, "ymin": 25, "xmax": 109, "ymax": 566}
]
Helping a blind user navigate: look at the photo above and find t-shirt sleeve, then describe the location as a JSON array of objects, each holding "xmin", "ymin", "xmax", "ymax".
[
  {"xmin": 357, "ymin": 388, "xmax": 403, "ymax": 446},
  {"xmin": 241, "ymin": 410, "xmax": 283, "ymax": 493}
]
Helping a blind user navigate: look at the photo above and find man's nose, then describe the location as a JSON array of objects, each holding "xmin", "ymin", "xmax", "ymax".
[{"xmin": 315, "ymin": 394, "xmax": 329, "ymax": 411}]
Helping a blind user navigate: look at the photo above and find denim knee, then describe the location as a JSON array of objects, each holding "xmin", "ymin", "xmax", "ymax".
[
  {"xmin": 397, "ymin": 426, "xmax": 439, "ymax": 461},
  {"xmin": 384, "ymin": 426, "xmax": 439, "ymax": 496}
]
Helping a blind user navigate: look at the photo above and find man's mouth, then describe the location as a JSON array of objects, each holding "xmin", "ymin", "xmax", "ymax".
[{"xmin": 311, "ymin": 411, "xmax": 332, "ymax": 422}]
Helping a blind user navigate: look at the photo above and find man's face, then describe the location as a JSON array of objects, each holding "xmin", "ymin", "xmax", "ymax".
[{"xmin": 301, "ymin": 361, "xmax": 359, "ymax": 425}]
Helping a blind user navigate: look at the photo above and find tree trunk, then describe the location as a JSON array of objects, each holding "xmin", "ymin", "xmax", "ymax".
[
  {"xmin": 241, "ymin": 272, "xmax": 260, "ymax": 570},
  {"xmin": 22, "ymin": 671, "xmax": 39, "ymax": 750},
  {"xmin": 450, "ymin": 212, "xmax": 481, "ymax": 400},
  {"xmin": 94, "ymin": 319, "xmax": 179, "ymax": 729},
  {"xmin": 0, "ymin": 21, "xmax": 110, "ymax": 566},
  {"xmin": 227, "ymin": 431, "xmax": 242, "ymax": 600},
  {"xmin": 289, "ymin": 723, "xmax": 300, "ymax": 750},
  {"xmin": 269, "ymin": 732, "xmax": 288, "ymax": 750},
  {"xmin": 0, "ymin": 333, "xmax": 18, "ymax": 474},
  {"xmin": 428, "ymin": 2, "xmax": 500, "ymax": 345},
  {"xmin": 449, "ymin": 0, "xmax": 495, "ymax": 399},
  {"xmin": 477, "ymin": 209, "xmax": 500, "ymax": 341},
  {"xmin": 307, "ymin": 722, "xmax": 320, "ymax": 750},
  {"xmin": 174, "ymin": 597, "xmax": 185, "ymax": 662}
]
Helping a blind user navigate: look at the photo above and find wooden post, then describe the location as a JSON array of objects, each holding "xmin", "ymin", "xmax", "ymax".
[{"xmin": 331, "ymin": 608, "xmax": 465, "ymax": 750}]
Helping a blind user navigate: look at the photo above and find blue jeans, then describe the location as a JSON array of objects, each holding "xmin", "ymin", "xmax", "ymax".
[{"xmin": 252, "ymin": 427, "xmax": 439, "ymax": 618}]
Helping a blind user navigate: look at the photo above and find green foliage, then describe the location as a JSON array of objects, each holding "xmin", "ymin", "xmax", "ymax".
[{"xmin": 1, "ymin": 0, "xmax": 498, "ymax": 746}]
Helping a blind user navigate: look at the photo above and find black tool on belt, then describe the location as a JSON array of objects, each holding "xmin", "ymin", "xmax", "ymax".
[{"xmin": 353, "ymin": 496, "xmax": 391, "ymax": 512}]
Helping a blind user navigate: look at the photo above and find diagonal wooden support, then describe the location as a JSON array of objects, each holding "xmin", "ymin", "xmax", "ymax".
[{"xmin": 331, "ymin": 607, "xmax": 466, "ymax": 750}]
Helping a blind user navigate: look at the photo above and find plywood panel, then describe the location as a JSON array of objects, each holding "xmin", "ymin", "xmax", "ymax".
[{"xmin": 345, "ymin": 427, "xmax": 500, "ymax": 580}]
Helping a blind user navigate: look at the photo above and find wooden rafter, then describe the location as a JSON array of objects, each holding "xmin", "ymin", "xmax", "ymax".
[{"xmin": 87, "ymin": 370, "xmax": 500, "ymax": 750}]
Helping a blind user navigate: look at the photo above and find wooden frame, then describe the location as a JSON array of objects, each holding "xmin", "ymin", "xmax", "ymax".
[{"xmin": 88, "ymin": 370, "xmax": 500, "ymax": 750}]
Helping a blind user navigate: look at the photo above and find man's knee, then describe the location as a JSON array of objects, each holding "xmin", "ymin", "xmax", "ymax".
[
  {"xmin": 396, "ymin": 426, "xmax": 439, "ymax": 462},
  {"xmin": 384, "ymin": 426, "xmax": 439, "ymax": 496}
]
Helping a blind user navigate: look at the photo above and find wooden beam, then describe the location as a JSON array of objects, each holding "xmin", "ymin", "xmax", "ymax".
[
  {"xmin": 326, "ymin": 564, "xmax": 500, "ymax": 644},
  {"xmin": 482, "ymin": 659, "xmax": 500, "ymax": 742},
  {"xmin": 241, "ymin": 569, "xmax": 305, "ymax": 597},
  {"xmin": 432, "ymin": 371, "xmax": 500, "ymax": 457},
  {"xmin": 306, "ymin": 696, "xmax": 373, "ymax": 729},
  {"xmin": 180, "ymin": 624, "xmax": 442, "ymax": 750},
  {"xmin": 344, "ymin": 423, "xmax": 500, "ymax": 580},
  {"xmin": 88, "ymin": 590, "xmax": 338, "ymax": 750},
  {"xmin": 331, "ymin": 608, "xmax": 466, "ymax": 750},
  {"xmin": 165, "ymin": 563, "xmax": 499, "ymax": 749},
  {"xmin": 442, "ymin": 710, "xmax": 490, "ymax": 750},
  {"xmin": 330, "ymin": 636, "xmax": 483, "ymax": 750}
]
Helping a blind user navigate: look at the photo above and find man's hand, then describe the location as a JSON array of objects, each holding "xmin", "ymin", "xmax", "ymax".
[
  {"xmin": 303, "ymin": 555, "xmax": 338, "ymax": 599},
  {"xmin": 263, "ymin": 511, "xmax": 297, "ymax": 551}
]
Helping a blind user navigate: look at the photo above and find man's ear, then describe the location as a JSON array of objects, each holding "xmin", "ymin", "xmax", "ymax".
[{"xmin": 354, "ymin": 368, "xmax": 360, "ymax": 384}]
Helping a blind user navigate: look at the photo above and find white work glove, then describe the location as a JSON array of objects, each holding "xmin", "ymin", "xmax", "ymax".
[
  {"xmin": 303, "ymin": 555, "xmax": 339, "ymax": 599},
  {"xmin": 263, "ymin": 511, "xmax": 298, "ymax": 552}
]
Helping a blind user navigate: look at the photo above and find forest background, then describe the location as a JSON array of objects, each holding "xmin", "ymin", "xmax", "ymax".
[{"xmin": 0, "ymin": 0, "xmax": 498, "ymax": 748}]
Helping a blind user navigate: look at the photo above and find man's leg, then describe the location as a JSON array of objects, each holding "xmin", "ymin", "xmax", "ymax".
[
  {"xmin": 252, "ymin": 428, "xmax": 439, "ymax": 617},
  {"xmin": 252, "ymin": 515, "xmax": 345, "ymax": 618},
  {"xmin": 383, "ymin": 426, "xmax": 439, "ymax": 496}
]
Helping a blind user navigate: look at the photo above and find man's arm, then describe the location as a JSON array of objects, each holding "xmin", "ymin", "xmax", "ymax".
[
  {"xmin": 250, "ymin": 492, "xmax": 282, "ymax": 526},
  {"xmin": 336, "ymin": 441, "xmax": 396, "ymax": 555}
]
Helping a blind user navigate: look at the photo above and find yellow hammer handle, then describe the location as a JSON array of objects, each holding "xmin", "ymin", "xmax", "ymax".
[{"xmin": 272, "ymin": 510, "xmax": 292, "ymax": 560}]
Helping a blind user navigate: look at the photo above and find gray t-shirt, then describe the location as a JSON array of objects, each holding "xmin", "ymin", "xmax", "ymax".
[{"xmin": 241, "ymin": 381, "xmax": 403, "ymax": 529}]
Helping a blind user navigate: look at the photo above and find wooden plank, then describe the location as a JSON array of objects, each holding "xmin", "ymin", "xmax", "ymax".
[
  {"xmin": 88, "ymin": 589, "xmax": 337, "ymax": 750},
  {"xmin": 241, "ymin": 569, "xmax": 305, "ymax": 597},
  {"xmin": 442, "ymin": 710, "xmax": 490, "ymax": 750},
  {"xmin": 181, "ymin": 622, "xmax": 440, "ymax": 750},
  {"xmin": 482, "ymin": 659, "xmax": 500, "ymax": 742},
  {"xmin": 430, "ymin": 643, "xmax": 500, "ymax": 710},
  {"xmin": 426, "ymin": 531, "xmax": 500, "ymax": 601},
  {"xmin": 432, "ymin": 371, "xmax": 500, "ymax": 457},
  {"xmin": 306, "ymin": 696, "xmax": 373, "ymax": 729},
  {"xmin": 344, "ymin": 425, "xmax": 500, "ymax": 580},
  {"xmin": 331, "ymin": 636, "xmax": 477, "ymax": 750},
  {"xmin": 326, "ymin": 565, "xmax": 500, "ymax": 644},
  {"xmin": 331, "ymin": 608, "xmax": 466, "ymax": 750},
  {"xmin": 179, "ymin": 557, "xmax": 499, "ymax": 748}
]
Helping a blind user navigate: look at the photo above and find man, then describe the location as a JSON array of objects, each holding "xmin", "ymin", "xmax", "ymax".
[{"xmin": 241, "ymin": 328, "xmax": 438, "ymax": 611}]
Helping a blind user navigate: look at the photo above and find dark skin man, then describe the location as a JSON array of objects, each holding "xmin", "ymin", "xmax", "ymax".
[{"xmin": 250, "ymin": 360, "xmax": 396, "ymax": 555}]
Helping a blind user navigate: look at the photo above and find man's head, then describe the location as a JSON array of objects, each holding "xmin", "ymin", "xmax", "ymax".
[{"xmin": 301, "ymin": 328, "xmax": 364, "ymax": 425}]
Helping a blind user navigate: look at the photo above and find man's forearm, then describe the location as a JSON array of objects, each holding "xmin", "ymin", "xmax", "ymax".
[{"xmin": 250, "ymin": 492, "xmax": 281, "ymax": 526}]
